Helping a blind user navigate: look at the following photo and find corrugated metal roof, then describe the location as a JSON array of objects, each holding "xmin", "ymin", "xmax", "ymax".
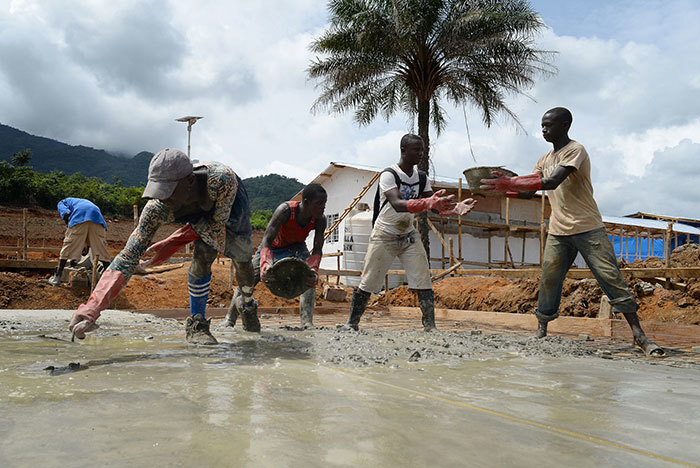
[{"xmin": 602, "ymin": 215, "xmax": 700, "ymax": 235}]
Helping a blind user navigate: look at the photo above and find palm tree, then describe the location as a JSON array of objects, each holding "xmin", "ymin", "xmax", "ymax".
[
  {"xmin": 308, "ymin": 0, "xmax": 555, "ymax": 254},
  {"xmin": 11, "ymin": 149, "xmax": 32, "ymax": 167}
]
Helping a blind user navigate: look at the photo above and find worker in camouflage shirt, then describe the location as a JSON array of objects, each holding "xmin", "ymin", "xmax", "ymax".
[{"xmin": 68, "ymin": 148, "xmax": 258, "ymax": 344}]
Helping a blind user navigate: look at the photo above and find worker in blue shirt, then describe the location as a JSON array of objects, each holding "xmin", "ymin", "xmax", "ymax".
[{"xmin": 49, "ymin": 198, "xmax": 111, "ymax": 286}]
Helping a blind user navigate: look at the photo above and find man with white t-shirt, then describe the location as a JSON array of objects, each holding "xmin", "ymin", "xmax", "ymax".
[{"xmin": 341, "ymin": 134, "xmax": 476, "ymax": 331}]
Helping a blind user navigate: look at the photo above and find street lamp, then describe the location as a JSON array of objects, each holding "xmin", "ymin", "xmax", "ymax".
[{"xmin": 175, "ymin": 116, "xmax": 203, "ymax": 158}]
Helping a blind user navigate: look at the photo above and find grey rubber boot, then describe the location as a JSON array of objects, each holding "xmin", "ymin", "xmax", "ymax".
[
  {"xmin": 185, "ymin": 313, "xmax": 218, "ymax": 345},
  {"xmin": 535, "ymin": 321, "xmax": 548, "ymax": 338},
  {"xmin": 340, "ymin": 289, "xmax": 371, "ymax": 331},
  {"xmin": 225, "ymin": 288, "xmax": 241, "ymax": 327},
  {"xmin": 299, "ymin": 287, "xmax": 315, "ymax": 329},
  {"xmin": 417, "ymin": 289, "xmax": 436, "ymax": 331}
]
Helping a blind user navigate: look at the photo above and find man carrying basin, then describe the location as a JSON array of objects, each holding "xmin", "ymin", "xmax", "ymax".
[
  {"xmin": 68, "ymin": 148, "xmax": 258, "ymax": 345},
  {"xmin": 225, "ymin": 184, "xmax": 327, "ymax": 330},
  {"xmin": 341, "ymin": 133, "xmax": 476, "ymax": 331},
  {"xmin": 480, "ymin": 107, "xmax": 664, "ymax": 357}
]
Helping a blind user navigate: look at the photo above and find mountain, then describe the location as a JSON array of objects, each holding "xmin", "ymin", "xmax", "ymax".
[
  {"xmin": 243, "ymin": 174, "xmax": 304, "ymax": 211},
  {"xmin": 0, "ymin": 123, "xmax": 152, "ymax": 186},
  {"xmin": 0, "ymin": 123, "xmax": 304, "ymax": 211}
]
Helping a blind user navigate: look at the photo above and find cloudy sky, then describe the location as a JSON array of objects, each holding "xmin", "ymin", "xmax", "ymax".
[{"xmin": 1, "ymin": 0, "xmax": 698, "ymax": 218}]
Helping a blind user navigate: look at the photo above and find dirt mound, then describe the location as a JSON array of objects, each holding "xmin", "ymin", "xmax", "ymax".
[{"xmin": 375, "ymin": 242, "xmax": 700, "ymax": 325}]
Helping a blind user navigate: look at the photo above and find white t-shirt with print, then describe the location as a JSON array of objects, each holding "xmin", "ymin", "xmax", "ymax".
[{"xmin": 374, "ymin": 164, "xmax": 432, "ymax": 235}]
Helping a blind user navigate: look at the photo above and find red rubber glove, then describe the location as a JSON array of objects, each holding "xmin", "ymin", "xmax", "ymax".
[
  {"xmin": 305, "ymin": 253, "xmax": 322, "ymax": 287},
  {"xmin": 505, "ymin": 191, "xmax": 519, "ymax": 198},
  {"xmin": 406, "ymin": 189, "xmax": 456, "ymax": 213},
  {"xmin": 440, "ymin": 198, "xmax": 477, "ymax": 216},
  {"xmin": 69, "ymin": 269, "xmax": 127, "ymax": 339},
  {"xmin": 480, "ymin": 171, "xmax": 542, "ymax": 194},
  {"xmin": 259, "ymin": 247, "xmax": 273, "ymax": 281},
  {"xmin": 140, "ymin": 224, "xmax": 200, "ymax": 268}
]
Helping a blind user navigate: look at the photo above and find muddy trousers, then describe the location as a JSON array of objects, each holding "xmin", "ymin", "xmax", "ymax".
[
  {"xmin": 189, "ymin": 239, "xmax": 256, "ymax": 325},
  {"xmin": 231, "ymin": 242, "xmax": 315, "ymax": 327},
  {"xmin": 536, "ymin": 228, "xmax": 637, "ymax": 323}
]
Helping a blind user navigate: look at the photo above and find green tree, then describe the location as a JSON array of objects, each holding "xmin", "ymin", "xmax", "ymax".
[
  {"xmin": 11, "ymin": 148, "xmax": 32, "ymax": 166},
  {"xmin": 308, "ymin": 0, "xmax": 554, "ymax": 253}
]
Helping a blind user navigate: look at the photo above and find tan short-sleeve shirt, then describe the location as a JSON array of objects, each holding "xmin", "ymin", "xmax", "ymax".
[{"xmin": 534, "ymin": 140, "xmax": 604, "ymax": 236}]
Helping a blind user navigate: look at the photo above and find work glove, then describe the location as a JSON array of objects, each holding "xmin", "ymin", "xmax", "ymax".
[
  {"xmin": 480, "ymin": 171, "xmax": 542, "ymax": 194},
  {"xmin": 305, "ymin": 254, "xmax": 322, "ymax": 287},
  {"xmin": 259, "ymin": 247, "xmax": 273, "ymax": 282},
  {"xmin": 440, "ymin": 198, "xmax": 478, "ymax": 216},
  {"xmin": 406, "ymin": 189, "xmax": 456, "ymax": 214},
  {"xmin": 69, "ymin": 269, "xmax": 127, "ymax": 339},
  {"xmin": 140, "ymin": 224, "xmax": 200, "ymax": 268}
]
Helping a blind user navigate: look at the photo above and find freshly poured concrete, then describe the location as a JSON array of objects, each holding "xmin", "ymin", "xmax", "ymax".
[{"xmin": 1, "ymin": 310, "xmax": 699, "ymax": 467}]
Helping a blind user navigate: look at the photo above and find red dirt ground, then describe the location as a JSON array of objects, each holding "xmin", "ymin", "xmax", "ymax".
[{"xmin": 2, "ymin": 205, "xmax": 700, "ymax": 325}]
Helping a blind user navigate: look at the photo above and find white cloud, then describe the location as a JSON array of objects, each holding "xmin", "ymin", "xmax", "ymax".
[{"xmin": 0, "ymin": 0, "xmax": 698, "ymax": 222}]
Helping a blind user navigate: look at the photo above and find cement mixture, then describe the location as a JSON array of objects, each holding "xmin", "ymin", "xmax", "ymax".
[{"xmin": 1, "ymin": 310, "xmax": 699, "ymax": 466}]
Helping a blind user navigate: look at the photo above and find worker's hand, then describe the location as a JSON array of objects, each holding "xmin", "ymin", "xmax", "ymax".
[
  {"xmin": 406, "ymin": 189, "xmax": 456, "ymax": 213},
  {"xmin": 259, "ymin": 247, "xmax": 273, "ymax": 282},
  {"xmin": 140, "ymin": 224, "xmax": 200, "ymax": 269},
  {"xmin": 305, "ymin": 254, "xmax": 322, "ymax": 288},
  {"xmin": 440, "ymin": 198, "xmax": 477, "ymax": 216},
  {"xmin": 69, "ymin": 269, "xmax": 126, "ymax": 339},
  {"xmin": 480, "ymin": 172, "xmax": 542, "ymax": 193}
]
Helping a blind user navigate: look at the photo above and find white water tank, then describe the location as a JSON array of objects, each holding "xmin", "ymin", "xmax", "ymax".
[{"xmin": 343, "ymin": 205, "xmax": 405, "ymax": 289}]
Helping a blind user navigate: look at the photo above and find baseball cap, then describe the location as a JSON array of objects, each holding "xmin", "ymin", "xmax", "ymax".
[{"xmin": 142, "ymin": 148, "xmax": 194, "ymax": 199}]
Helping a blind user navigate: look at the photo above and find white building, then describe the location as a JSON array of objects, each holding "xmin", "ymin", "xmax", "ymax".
[{"xmin": 292, "ymin": 162, "xmax": 557, "ymax": 286}]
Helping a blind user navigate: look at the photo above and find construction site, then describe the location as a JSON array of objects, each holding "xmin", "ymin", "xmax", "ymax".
[{"xmin": 2, "ymin": 181, "xmax": 700, "ymax": 467}]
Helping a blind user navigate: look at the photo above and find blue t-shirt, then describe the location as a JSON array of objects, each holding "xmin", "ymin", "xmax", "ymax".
[{"xmin": 57, "ymin": 198, "xmax": 107, "ymax": 230}]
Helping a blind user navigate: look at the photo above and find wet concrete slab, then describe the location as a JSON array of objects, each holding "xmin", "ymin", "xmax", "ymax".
[{"xmin": 1, "ymin": 310, "xmax": 699, "ymax": 467}]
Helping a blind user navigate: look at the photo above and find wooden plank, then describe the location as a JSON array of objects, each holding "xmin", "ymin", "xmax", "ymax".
[
  {"xmin": 0, "ymin": 259, "xmax": 58, "ymax": 269},
  {"xmin": 322, "ymin": 267, "xmax": 700, "ymax": 279}
]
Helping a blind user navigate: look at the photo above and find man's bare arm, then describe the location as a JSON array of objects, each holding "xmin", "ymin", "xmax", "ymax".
[
  {"xmin": 260, "ymin": 203, "xmax": 291, "ymax": 249},
  {"xmin": 311, "ymin": 215, "xmax": 327, "ymax": 256}
]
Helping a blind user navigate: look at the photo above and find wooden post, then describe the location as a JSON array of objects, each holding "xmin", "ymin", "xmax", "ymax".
[
  {"xmin": 384, "ymin": 275, "xmax": 389, "ymax": 292},
  {"xmin": 665, "ymin": 223, "xmax": 673, "ymax": 288},
  {"xmin": 133, "ymin": 204, "xmax": 139, "ymax": 228},
  {"xmin": 336, "ymin": 249, "xmax": 341, "ymax": 285},
  {"xmin": 23, "ymin": 208, "xmax": 28, "ymax": 260},
  {"xmin": 504, "ymin": 198, "xmax": 510, "ymax": 268},
  {"xmin": 91, "ymin": 255, "xmax": 100, "ymax": 292},
  {"xmin": 458, "ymin": 178, "xmax": 463, "ymax": 261},
  {"xmin": 449, "ymin": 238, "xmax": 454, "ymax": 272},
  {"xmin": 487, "ymin": 230, "xmax": 492, "ymax": 269},
  {"xmin": 521, "ymin": 232, "xmax": 526, "ymax": 266},
  {"xmin": 539, "ymin": 195, "xmax": 545, "ymax": 266},
  {"xmin": 440, "ymin": 219, "xmax": 446, "ymax": 269}
]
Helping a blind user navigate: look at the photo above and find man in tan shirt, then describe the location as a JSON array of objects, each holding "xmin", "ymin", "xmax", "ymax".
[{"xmin": 481, "ymin": 107, "xmax": 663, "ymax": 357}]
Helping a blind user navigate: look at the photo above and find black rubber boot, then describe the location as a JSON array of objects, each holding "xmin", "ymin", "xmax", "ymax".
[
  {"xmin": 417, "ymin": 290, "xmax": 436, "ymax": 331},
  {"xmin": 535, "ymin": 320, "xmax": 548, "ymax": 338},
  {"xmin": 341, "ymin": 289, "xmax": 370, "ymax": 331}
]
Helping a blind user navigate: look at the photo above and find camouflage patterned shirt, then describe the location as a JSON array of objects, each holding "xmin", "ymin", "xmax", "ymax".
[{"xmin": 109, "ymin": 162, "xmax": 239, "ymax": 280}]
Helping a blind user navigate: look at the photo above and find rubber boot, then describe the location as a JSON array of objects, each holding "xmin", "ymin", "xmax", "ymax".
[
  {"xmin": 239, "ymin": 295, "xmax": 261, "ymax": 332},
  {"xmin": 417, "ymin": 289, "xmax": 436, "ymax": 332},
  {"xmin": 340, "ymin": 289, "xmax": 370, "ymax": 331},
  {"xmin": 299, "ymin": 287, "xmax": 315, "ymax": 329},
  {"xmin": 535, "ymin": 320, "xmax": 548, "ymax": 338},
  {"xmin": 224, "ymin": 288, "xmax": 241, "ymax": 328}
]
